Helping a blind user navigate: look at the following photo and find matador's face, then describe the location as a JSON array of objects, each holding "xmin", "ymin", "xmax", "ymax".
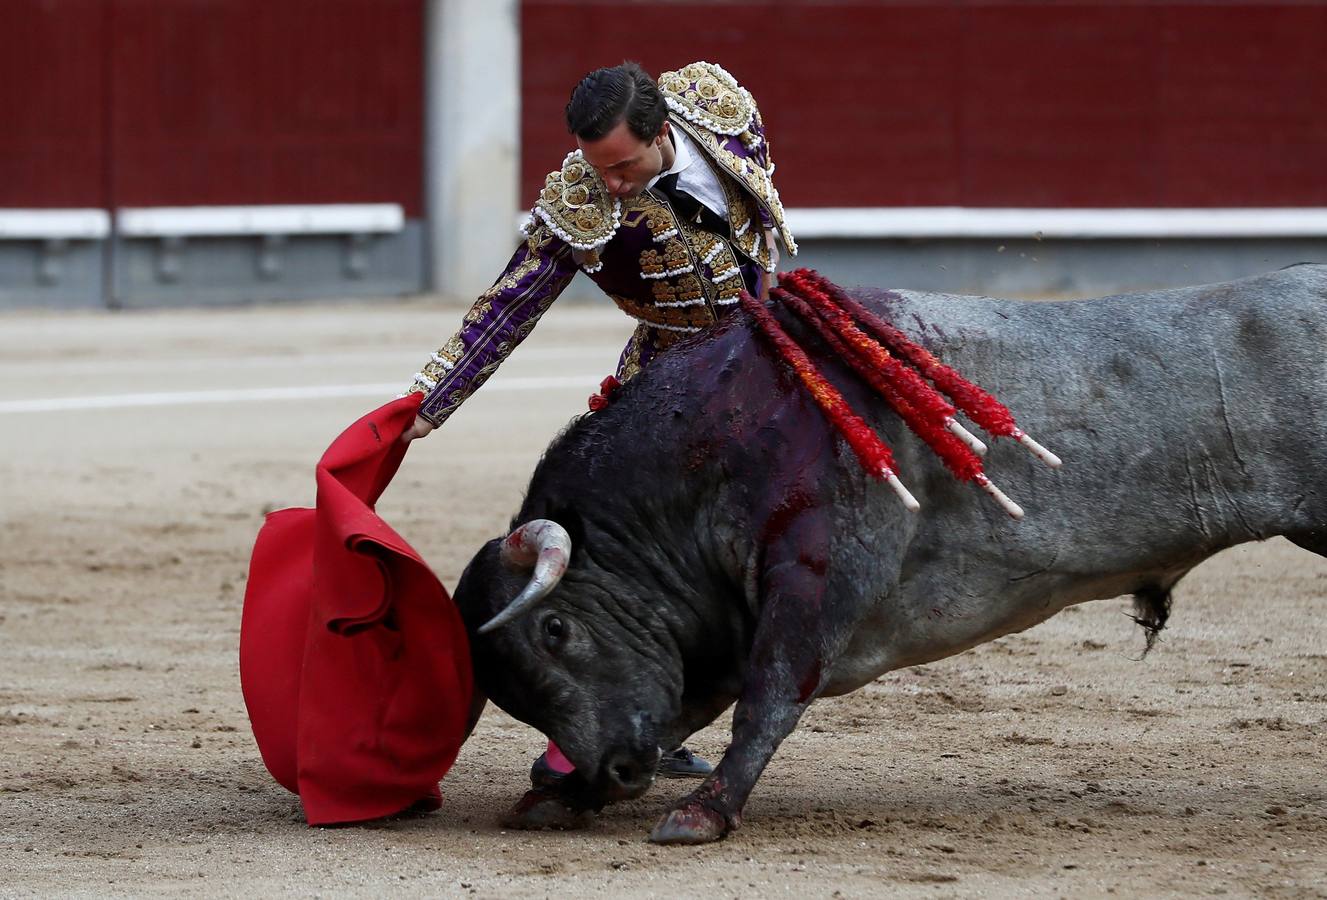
[{"xmin": 578, "ymin": 120, "xmax": 673, "ymax": 200}]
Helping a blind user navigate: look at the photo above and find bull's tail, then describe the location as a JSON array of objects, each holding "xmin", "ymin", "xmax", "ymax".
[{"xmin": 1129, "ymin": 583, "xmax": 1173, "ymax": 657}]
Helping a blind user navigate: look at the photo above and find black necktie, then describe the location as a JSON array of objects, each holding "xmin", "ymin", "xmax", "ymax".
[{"xmin": 654, "ymin": 173, "xmax": 729, "ymax": 238}]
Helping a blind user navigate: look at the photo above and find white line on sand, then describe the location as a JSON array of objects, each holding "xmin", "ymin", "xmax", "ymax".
[
  {"xmin": 0, "ymin": 376, "xmax": 603, "ymax": 414},
  {"xmin": 0, "ymin": 345, "xmax": 624, "ymax": 376}
]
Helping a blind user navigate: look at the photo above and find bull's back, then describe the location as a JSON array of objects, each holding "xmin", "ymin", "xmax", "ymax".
[
  {"xmin": 823, "ymin": 266, "xmax": 1327, "ymax": 688},
  {"xmin": 886, "ymin": 264, "xmax": 1327, "ymax": 444},
  {"xmin": 886, "ymin": 264, "xmax": 1327, "ymax": 534}
]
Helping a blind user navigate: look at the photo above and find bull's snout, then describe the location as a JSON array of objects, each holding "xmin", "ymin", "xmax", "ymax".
[{"xmin": 602, "ymin": 747, "xmax": 660, "ymax": 800}]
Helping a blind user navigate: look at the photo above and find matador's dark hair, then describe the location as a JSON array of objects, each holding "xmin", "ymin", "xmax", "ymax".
[{"xmin": 565, "ymin": 61, "xmax": 667, "ymax": 142}]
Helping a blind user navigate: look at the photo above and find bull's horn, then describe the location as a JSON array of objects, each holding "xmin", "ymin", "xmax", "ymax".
[{"xmin": 478, "ymin": 519, "xmax": 572, "ymax": 634}]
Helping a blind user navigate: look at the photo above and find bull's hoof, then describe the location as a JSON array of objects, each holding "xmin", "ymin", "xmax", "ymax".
[
  {"xmin": 648, "ymin": 802, "xmax": 736, "ymax": 845},
  {"xmin": 499, "ymin": 788, "xmax": 594, "ymax": 831}
]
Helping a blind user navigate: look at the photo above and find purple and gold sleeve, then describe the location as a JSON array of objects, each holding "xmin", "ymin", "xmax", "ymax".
[
  {"xmin": 747, "ymin": 108, "xmax": 777, "ymax": 232},
  {"xmin": 407, "ymin": 226, "xmax": 579, "ymax": 427}
]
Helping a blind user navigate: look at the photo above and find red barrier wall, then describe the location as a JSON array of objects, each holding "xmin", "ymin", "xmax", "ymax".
[
  {"xmin": 0, "ymin": 0, "xmax": 423, "ymax": 214},
  {"xmin": 111, "ymin": 0, "xmax": 424, "ymax": 215},
  {"xmin": 6, "ymin": 2, "xmax": 1324, "ymax": 214},
  {"xmin": 0, "ymin": 1, "xmax": 108, "ymax": 207},
  {"xmin": 521, "ymin": 1, "xmax": 1327, "ymax": 209}
]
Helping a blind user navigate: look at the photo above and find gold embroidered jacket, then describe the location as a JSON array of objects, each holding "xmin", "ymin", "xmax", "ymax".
[{"xmin": 409, "ymin": 61, "xmax": 796, "ymax": 427}]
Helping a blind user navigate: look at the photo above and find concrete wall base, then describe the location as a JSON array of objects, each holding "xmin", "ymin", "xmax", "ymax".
[
  {"xmin": 0, "ymin": 241, "xmax": 105, "ymax": 310},
  {"xmin": 110, "ymin": 222, "xmax": 426, "ymax": 308}
]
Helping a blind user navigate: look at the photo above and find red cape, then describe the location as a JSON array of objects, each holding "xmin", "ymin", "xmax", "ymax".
[{"xmin": 239, "ymin": 394, "xmax": 473, "ymax": 825}]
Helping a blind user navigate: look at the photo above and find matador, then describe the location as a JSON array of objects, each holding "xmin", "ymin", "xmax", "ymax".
[
  {"xmin": 405, "ymin": 59, "xmax": 795, "ymax": 429},
  {"xmin": 402, "ymin": 59, "xmax": 796, "ymax": 824}
]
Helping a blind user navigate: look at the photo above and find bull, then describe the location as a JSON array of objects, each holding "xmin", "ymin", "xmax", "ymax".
[{"xmin": 451, "ymin": 264, "xmax": 1327, "ymax": 845}]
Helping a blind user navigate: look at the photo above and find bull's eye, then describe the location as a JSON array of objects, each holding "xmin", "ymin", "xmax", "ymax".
[{"xmin": 542, "ymin": 615, "xmax": 565, "ymax": 645}]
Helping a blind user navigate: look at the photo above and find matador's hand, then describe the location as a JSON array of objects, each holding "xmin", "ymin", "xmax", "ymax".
[{"xmin": 400, "ymin": 414, "xmax": 435, "ymax": 444}]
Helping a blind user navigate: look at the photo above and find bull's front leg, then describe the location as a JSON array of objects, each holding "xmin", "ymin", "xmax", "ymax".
[{"xmin": 650, "ymin": 512, "xmax": 849, "ymax": 845}]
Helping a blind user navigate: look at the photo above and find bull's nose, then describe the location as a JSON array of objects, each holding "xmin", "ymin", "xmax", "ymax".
[{"xmin": 605, "ymin": 751, "xmax": 657, "ymax": 798}]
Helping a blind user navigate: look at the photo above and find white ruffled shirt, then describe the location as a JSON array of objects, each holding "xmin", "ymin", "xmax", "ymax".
[{"xmin": 647, "ymin": 127, "xmax": 729, "ymax": 221}]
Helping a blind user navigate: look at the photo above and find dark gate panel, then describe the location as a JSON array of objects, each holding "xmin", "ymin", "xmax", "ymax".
[
  {"xmin": 111, "ymin": 0, "xmax": 425, "ymax": 215},
  {"xmin": 0, "ymin": 0, "xmax": 108, "ymax": 207}
]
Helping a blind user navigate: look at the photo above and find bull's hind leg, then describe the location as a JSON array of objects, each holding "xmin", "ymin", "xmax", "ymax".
[{"xmin": 650, "ymin": 511, "xmax": 858, "ymax": 845}]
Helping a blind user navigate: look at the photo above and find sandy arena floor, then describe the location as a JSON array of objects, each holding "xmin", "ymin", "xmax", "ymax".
[{"xmin": 1, "ymin": 298, "xmax": 1324, "ymax": 898}]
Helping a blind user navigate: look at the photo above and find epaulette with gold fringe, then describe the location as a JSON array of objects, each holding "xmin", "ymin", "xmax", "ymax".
[
  {"xmin": 658, "ymin": 61, "xmax": 762, "ymax": 152},
  {"xmin": 523, "ymin": 150, "xmax": 621, "ymax": 270}
]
